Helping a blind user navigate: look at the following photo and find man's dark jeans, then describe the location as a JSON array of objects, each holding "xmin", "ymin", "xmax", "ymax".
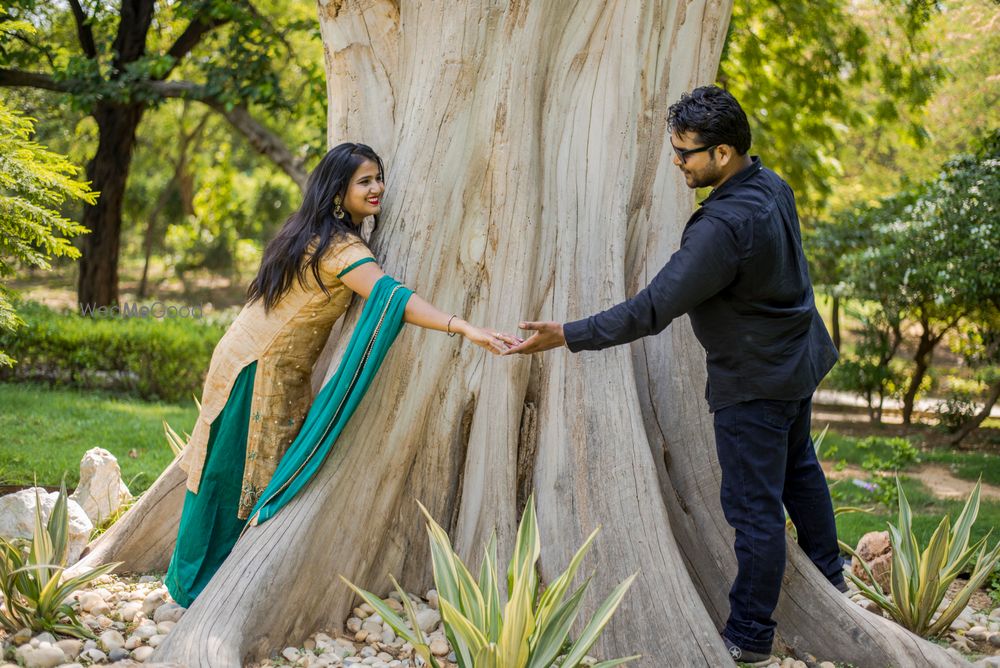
[{"xmin": 714, "ymin": 396, "xmax": 844, "ymax": 654}]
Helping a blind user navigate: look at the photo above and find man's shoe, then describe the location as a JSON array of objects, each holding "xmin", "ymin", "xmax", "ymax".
[{"xmin": 721, "ymin": 634, "xmax": 771, "ymax": 664}]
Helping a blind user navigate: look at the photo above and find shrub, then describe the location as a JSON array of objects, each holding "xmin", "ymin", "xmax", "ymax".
[
  {"xmin": 0, "ymin": 481, "xmax": 120, "ymax": 638},
  {"xmin": 842, "ymin": 478, "xmax": 1000, "ymax": 638},
  {"xmin": 0, "ymin": 301, "xmax": 226, "ymax": 402},
  {"xmin": 343, "ymin": 496, "xmax": 639, "ymax": 668}
]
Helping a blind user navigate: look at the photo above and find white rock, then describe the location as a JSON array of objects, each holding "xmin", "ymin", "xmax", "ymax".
[
  {"xmin": 156, "ymin": 620, "xmax": 176, "ymax": 634},
  {"xmin": 426, "ymin": 590, "xmax": 439, "ymax": 610},
  {"xmin": 429, "ymin": 638, "xmax": 449, "ymax": 656},
  {"xmin": 132, "ymin": 623, "xmax": 158, "ymax": 640},
  {"xmin": 148, "ymin": 634, "xmax": 167, "ymax": 648},
  {"xmin": 153, "ymin": 601, "xmax": 185, "ymax": 623},
  {"xmin": 0, "ymin": 488, "xmax": 93, "ymax": 565},
  {"xmin": 132, "ymin": 645, "xmax": 155, "ymax": 662},
  {"xmin": 968, "ymin": 626, "xmax": 988, "ymax": 640},
  {"xmin": 283, "ymin": 647, "xmax": 301, "ymax": 662},
  {"xmin": 142, "ymin": 588, "xmax": 168, "ymax": 616},
  {"xmin": 124, "ymin": 636, "xmax": 142, "ymax": 650},
  {"xmin": 99, "ymin": 629, "xmax": 125, "ymax": 651},
  {"xmin": 380, "ymin": 628, "xmax": 396, "ymax": 644},
  {"xmin": 79, "ymin": 648, "xmax": 107, "ymax": 663},
  {"xmin": 951, "ymin": 618, "xmax": 972, "ymax": 632},
  {"xmin": 362, "ymin": 620, "xmax": 382, "ymax": 636},
  {"xmin": 346, "ymin": 617, "xmax": 363, "ymax": 633},
  {"xmin": 55, "ymin": 638, "xmax": 83, "ymax": 658},
  {"xmin": 23, "ymin": 646, "xmax": 66, "ymax": 668},
  {"xmin": 70, "ymin": 448, "xmax": 132, "ymax": 525},
  {"xmin": 34, "ymin": 632, "xmax": 57, "ymax": 645},
  {"xmin": 120, "ymin": 601, "xmax": 143, "ymax": 622},
  {"xmin": 415, "ymin": 609, "xmax": 440, "ymax": 633}
]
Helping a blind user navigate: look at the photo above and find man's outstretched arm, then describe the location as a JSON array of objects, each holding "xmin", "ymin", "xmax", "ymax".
[{"xmin": 504, "ymin": 215, "xmax": 741, "ymax": 355}]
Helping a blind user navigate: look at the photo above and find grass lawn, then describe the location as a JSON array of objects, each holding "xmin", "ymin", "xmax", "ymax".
[
  {"xmin": 0, "ymin": 382, "xmax": 197, "ymax": 494},
  {"xmin": 816, "ymin": 430, "xmax": 1000, "ymax": 549},
  {"xmin": 832, "ymin": 475, "xmax": 1000, "ymax": 551},
  {"xmin": 818, "ymin": 429, "xmax": 1000, "ymax": 487}
]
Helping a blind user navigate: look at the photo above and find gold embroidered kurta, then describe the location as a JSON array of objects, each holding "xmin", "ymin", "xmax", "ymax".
[{"xmin": 177, "ymin": 238, "xmax": 375, "ymax": 518}]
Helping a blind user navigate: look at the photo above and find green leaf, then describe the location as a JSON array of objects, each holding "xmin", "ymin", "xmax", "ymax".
[{"xmin": 559, "ymin": 572, "xmax": 638, "ymax": 667}]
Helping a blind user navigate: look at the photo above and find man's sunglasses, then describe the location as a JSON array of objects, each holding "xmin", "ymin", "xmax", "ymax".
[{"xmin": 671, "ymin": 142, "xmax": 718, "ymax": 164}]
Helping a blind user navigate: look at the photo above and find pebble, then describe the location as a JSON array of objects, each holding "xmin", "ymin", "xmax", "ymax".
[
  {"xmin": 132, "ymin": 646, "xmax": 155, "ymax": 662},
  {"xmin": 79, "ymin": 648, "xmax": 108, "ymax": 663},
  {"xmin": 12, "ymin": 627, "xmax": 33, "ymax": 645},
  {"xmin": 99, "ymin": 629, "xmax": 125, "ymax": 651},
  {"xmin": 415, "ymin": 609, "xmax": 440, "ymax": 633},
  {"xmin": 23, "ymin": 646, "xmax": 66, "ymax": 668},
  {"xmin": 951, "ymin": 638, "xmax": 972, "ymax": 653},
  {"xmin": 34, "ymin": 632, "xmax": 57, "ymax": 645},
  {"xmin": 154, "ymin": 602, "xmax": 185, "ymax": 624},
  {"xmin": 968, "ymin": 625, "xmax": 989, "ymax": 641},
  {"xmin": 56, "ymin": 638, "xmax": 83, "ymax": 658},
  {"xmin": 141, "ymin": 588, "xmax": 168, "ymax": 616},
  {"xmin": 108, "ymin": 647, "xmax": 131, "ymax": 661},
  {"xmin": 429, "ymin": 637, "xmax": 449, "ymax": 656},
  {"xmin": 990, "ymin": 632, "xmax": 1000, "ymax": 647}
]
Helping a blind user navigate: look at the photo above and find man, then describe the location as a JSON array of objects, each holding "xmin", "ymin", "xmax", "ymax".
[{"xmin": 504, "ymin": 85, "xmax": 845, "ymax": 663}]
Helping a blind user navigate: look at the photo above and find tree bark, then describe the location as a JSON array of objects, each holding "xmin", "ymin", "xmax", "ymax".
[
  {"xmin": 67, "ymin": 460, "xmax": 185, "ymax": 578},
  {"xmin": 76, "ymin": 102, "xmax": 145, "ymax": 308},
  {"xmin": 76, "ymin": 1, "xmax": 966, "ymax": 666}
]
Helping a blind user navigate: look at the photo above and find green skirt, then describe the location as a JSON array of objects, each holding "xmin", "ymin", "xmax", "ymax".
[{"xmin": 164, "ymin": 361, "xmax": 256, "ymax": 608}]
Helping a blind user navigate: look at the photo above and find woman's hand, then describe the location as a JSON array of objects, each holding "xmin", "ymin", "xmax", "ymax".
[{"xmin": 456, "ymin": 320, "xmax": 522, "ymax": 355}]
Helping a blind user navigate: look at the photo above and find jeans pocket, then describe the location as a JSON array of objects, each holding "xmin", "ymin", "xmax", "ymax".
[{"xmin": 759, "ymin": 398, "xmax": 795, "ymax": 429}]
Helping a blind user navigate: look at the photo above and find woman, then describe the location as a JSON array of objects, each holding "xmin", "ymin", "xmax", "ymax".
[{"xmin": 165, "ymin": 142, "xmax": 511, "ymax": 607}]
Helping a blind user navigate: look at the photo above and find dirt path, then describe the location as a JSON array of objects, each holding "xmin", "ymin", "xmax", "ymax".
[{"xmin": 822, "ymin": 462, "xmax": 1000, "ymax": 501}]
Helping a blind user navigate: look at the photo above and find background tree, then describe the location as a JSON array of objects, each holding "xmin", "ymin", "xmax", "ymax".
[
  {"xmin": 717, "ymin": 0, "xmax": 941, "ymax": 219},
  {"xmin": 0, "ymin": 0, "xmax": 321, "ymax": 307},
  {"xmin": 69, "ymin": 2, "xmax": 962, "ymax": 666},
  {"xmin": 839, "ymin": 135, "xmax": 1000, "ymax": 426},
  {"xmin": 0, "ymin": 98, "xmax": 93, "ymax": 366}
]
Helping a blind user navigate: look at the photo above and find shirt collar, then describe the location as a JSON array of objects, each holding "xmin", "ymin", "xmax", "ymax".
[{"xmin": 701, "ymin": 155, "xmax": 762, "ymax": 204}]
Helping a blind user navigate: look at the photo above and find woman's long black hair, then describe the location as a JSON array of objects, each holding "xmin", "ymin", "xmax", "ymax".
[{"xmin": 247, "ymin": 142, "xmax": 384, "ymax": 311}]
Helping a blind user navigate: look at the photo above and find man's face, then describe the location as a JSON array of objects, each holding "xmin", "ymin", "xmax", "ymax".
[{"xmin": 671, "ymin": 130, "xmax": 722, "ymax": 190}]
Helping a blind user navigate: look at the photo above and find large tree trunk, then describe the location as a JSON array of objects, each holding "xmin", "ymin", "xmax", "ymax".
[
  {"xmin": 77, "ymin": 102, "xmax": 145, "ymax": 308},
  {"xmin": 76, "ymin": 2, "xmax": 964, "ymax": 666}
]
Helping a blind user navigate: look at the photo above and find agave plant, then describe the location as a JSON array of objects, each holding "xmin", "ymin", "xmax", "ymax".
[
  {"xmin": 842, "ymin": 477, "xmax": 1000, "ymax": 638},
  {"xmin": 0, "ymin": 481, "xmax": 120, "ymax": 638},
  {"xmin": 343, "ymin": 495, "xmax": 639, "ymax": 668}
]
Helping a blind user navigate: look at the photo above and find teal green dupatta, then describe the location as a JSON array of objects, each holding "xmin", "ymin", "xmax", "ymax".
[{"xmin": 246, "ymin": 274, "xmax": 412, "ymax": 527}]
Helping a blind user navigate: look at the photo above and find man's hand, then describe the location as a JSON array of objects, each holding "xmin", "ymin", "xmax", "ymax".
[{"xmin": 501, "ymin": 321, "xmax": 566, "ymax": 355}]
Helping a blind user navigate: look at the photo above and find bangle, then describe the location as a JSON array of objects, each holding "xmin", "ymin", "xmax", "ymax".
[{"xmin": 447, "ymin": 315, "xmax": 458, "ymax": 337}]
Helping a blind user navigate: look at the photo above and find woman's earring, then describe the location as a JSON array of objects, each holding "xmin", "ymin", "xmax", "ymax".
[{"xmin": 333, "ymin": 196, "xmax": 345, "ymax": 220}]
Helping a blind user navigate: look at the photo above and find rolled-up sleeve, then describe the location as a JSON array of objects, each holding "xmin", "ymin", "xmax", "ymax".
[{"xmin": 564, "ymin": 215, "xmax": 741, "ymax": 351}]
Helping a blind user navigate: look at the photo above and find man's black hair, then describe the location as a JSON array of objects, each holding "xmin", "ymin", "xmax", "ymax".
[{"xmin": 668, "ymin": 86, "xmax": 752, "ymax": 155}]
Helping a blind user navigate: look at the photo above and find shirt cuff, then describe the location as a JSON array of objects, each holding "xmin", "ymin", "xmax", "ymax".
[{"xmin": 562, "ymin": 318, "xmax": 591, "ymax": 353}]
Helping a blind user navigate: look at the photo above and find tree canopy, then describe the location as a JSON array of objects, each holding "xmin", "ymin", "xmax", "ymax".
[{"xmin": 0, "ymin": 99, "xmax": 94, "ymax": 366}]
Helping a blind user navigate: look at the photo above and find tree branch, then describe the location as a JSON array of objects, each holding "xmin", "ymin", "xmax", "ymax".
[
  {"xmin": 149, "ymin": 81, "xmax": 307, "ymax": 190},
  {"xmin": 158, "ymin": 13, "xmax": 231, "ymax": 81},
  {"xmin": 0, "ymin": 68, "xmax": 72, "ymax": 93},
  {"xmin": 68, "ymin": 0, "xmax": 98, "ymax": 59}
]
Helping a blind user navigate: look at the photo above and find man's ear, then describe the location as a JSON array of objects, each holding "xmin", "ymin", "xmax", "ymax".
[{"xmin": 715, "ymin": 144, "xmax": 733, "ymax": 167}]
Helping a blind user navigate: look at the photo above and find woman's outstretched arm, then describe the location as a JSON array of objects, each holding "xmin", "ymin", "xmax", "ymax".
[{"xmin": 339, "ymin": 261, "xmax": 516, "ymax": 355}]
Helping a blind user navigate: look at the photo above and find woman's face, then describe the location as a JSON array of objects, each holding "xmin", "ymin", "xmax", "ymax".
[{"xmin": 341, "ymin": 159, "xmax": 384, "ymax": 224}]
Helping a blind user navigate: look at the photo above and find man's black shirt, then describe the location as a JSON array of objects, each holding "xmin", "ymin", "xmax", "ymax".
[{"xmin": 563, "ymin": 157, "xmax": 838, "ymax": 411}]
